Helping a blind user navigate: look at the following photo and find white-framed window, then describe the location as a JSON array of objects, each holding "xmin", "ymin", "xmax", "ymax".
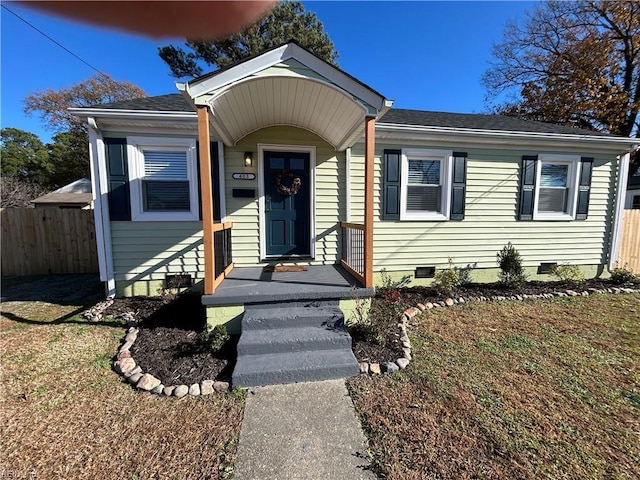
[
  {"xmin": 400, "ymin": 148, "xmax": 452, "ymax": 220},
  {"xmin": 127, "ymin": 137, "xmax": 199, "ymax": 221},
  {"xmin": 534, "ymin": 154, "xmax": 580, "ymax": 220}
]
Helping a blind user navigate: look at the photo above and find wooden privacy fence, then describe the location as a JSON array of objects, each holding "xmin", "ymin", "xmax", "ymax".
[
  {"xmin": 1, "ymin": 208, "xmax": 98, "ymax": 275},
  {"xmin": 618, "ymin": 209, "xmax": 640, "ymax": 273}
]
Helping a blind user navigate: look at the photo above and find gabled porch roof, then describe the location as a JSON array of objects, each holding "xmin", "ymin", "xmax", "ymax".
[{"xmin": 177, "ymin": 42, "xmax": 393, "ymax": 151}]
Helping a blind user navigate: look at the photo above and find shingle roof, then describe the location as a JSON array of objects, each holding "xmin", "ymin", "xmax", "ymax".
[
  {"xmin": 379, "ymin": 108, "xmax": 609, "ymax": 137},
  {"xmin": 91, "ymin": 94, "xmax": 612, "ymax": 137},
  {"xmin": 32, "ymin": 192, "xmax": 93, "ymax": 206},
  {"xmin": 96, "ymin": 93, "xmax": 194, "ymax": 112}
]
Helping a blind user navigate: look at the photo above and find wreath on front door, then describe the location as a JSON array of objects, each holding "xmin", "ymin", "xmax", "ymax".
[{"xmin": 274, "ymin": 170, "xmax": 302, "ymax": 196}]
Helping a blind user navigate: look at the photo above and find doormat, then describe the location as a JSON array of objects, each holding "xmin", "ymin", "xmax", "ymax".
[{"xmin": 263, "ymin": 264, "xmax": 308, "ymax": 273}]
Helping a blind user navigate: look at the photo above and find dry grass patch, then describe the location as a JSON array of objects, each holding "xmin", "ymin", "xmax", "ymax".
[
  {"xmin": 348, "ymin": 294, "xmax": 640, "ymax": 480},
  {"xmin": 1, "ymin": 287, "xmax": 245, "ymax": 480}
]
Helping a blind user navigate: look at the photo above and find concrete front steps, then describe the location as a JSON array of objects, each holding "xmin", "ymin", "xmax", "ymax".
[{"xmin": 232, "ymin": 301, "xmax": 360, "ymax": 388}]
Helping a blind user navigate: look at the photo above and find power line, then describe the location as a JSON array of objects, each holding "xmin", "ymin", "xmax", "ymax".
[{"xmin": 2, "ymin": 4, "xmax": 109, "ymax": 78}]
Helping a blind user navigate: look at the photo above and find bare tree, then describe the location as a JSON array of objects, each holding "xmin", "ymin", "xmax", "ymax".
[
  {"xmin": 484, "ymin": 1, "xmax": 639, "ymax": 172},
  {"xmin": 1, "ymin": 176, "xmax": 48, "ymax": 208}
]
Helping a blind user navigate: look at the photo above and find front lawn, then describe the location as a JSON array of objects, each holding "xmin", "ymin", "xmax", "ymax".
[
  {"xmin": 0, "ymin": 276, "xmax": 244, "ymax": 480},
  {"xmin": 348, "ymin": 294, "xmax": 640, "ymax": 480}
]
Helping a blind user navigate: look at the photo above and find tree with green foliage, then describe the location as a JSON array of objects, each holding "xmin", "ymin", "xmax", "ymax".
[
  {"xmin": 158, "ymin": 1, "xmax": 338, "ymax": 78},
  {"xmin": 46, "ymin": 130, "xmax": 91, "ymax": 188},
  {"xmin": 0, "ymin": 127, "xmax": 52, "ymax": 185},
  {"xmin": 484, "ymin": 0, "xmax": 639, "ymax": 173}
]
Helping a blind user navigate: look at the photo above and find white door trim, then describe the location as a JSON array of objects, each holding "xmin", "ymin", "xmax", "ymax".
[{"xmin": 258, "ymin": 143, "xmax": 316, "ymax": 261}]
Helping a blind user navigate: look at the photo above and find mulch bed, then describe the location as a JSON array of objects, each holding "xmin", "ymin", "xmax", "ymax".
[
  {"xmin": 104, "ymin": 294, "xmax": 236, "ymax": 386},
  {"xmin": 350, "ymin": 323, "xmax": 405, "ymax": 365},
  {"xmin": 102, "ymin": 278, "xmax": 639, "ymax": 385},
  {"xmin": 399, "ymin": 278, "xmax": 638, "ymax": 306}
]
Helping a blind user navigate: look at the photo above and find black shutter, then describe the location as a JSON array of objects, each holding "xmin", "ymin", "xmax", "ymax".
[
  {"xmin": 104, "ymin": 138, "xmax": 130, "ymax": 221},
  {"xmin": 450, "ymin": 152, "xmax": 467, "ymax": 220},
  {"xmin": 196, "ymin": 141, "xmax": 221, "ymax": 222},
  {"xmin": 518, "ymin": 155, "xmax": 538, "ymax": 220},
  {"xmin": 382, "ymin": 149, "xmax": 401, "ymax": 220},
  {"xmin": 575, "ymin": 157, "xmax": 593, "ymax": 220}
]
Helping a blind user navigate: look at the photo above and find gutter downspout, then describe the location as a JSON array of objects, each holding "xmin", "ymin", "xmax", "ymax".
[
  {"xmin": 88, "ymin": 118, "xmax": 116, "ymax": 297},
  {"xmin": 609, "ymin": 150, "xmax": 632, "ymax": 270}
]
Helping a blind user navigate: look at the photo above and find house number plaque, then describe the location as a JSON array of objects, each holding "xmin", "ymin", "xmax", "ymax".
[{"xmin": 232, "ymin": 173, "xmax": 256, "ymax": 180}]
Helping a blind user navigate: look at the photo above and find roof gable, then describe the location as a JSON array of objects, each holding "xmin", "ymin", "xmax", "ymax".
[{"xmin": 181, "ymin": 42, "xmax": 389, "ymax": 114}]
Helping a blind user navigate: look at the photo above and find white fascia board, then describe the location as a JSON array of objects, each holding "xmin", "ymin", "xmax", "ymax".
[
  {"xmin": 187, "ymin": 42, "xmax": 389, "ymax": 113},
  {"xmin": 376, "ymin": 123, "xmax": 640, "ymax": 154},
  {"xmin": 187, "ymin": 44, "xmax": 291, "ymax": 97},
  {"xmin": 69, "ymin": 107, "xmax": 196, "ymax": 121}
]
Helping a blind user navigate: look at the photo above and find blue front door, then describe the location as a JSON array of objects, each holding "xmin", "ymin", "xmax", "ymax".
[{"xmin": 264, "ymin": 151, "xmax": 311, "ymax": 257}]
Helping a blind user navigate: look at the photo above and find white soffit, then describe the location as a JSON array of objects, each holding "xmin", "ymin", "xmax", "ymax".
[{"xmin": 207, "ymin": 75, "xmax": 367, "ymax": 150}]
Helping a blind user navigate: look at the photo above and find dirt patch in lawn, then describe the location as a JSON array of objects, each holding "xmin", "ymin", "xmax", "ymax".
[
  {"xmin": 348, "ymin": 293, "xmax": 640, "ymax": 480},
  {"xmin": 105, "ymin": 294, "xmax": 236, "ymax": 385}
]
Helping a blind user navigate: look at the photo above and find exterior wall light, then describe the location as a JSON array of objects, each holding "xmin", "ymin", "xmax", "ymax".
[{"xmin": 244, "ymin": 152, "xmax": 254, "ymax": 167}]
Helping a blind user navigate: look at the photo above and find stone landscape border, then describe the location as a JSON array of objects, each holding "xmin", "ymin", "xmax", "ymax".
[
  {"xmin": 357, "ymin": 285, "xmax": 640, "ymax": 377},
  {"xmin": 87, "ymin": 285, "xmax": 639, "ymax": 387},
  {"xmin": 84, "ymin": 304, "xmax": 231, "ymax": 397}
]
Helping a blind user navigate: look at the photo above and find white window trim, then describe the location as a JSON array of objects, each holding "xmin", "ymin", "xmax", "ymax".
[
  {"xmin": 127, "ymin": 136, "xmax": 199, "ymax": 221},
  {"xmin": 533, "ymin": 154, "xmax": 581, "ymax": 221},
  {"xmin": 400, "ymin": 148, "xmax": 452, "ymax": 221}
]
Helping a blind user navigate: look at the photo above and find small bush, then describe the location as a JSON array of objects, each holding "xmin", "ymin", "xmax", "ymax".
[
  {"xmin": 550, "ymin": 263, "xmax": 585, "ymax": 283},
  {"xmin": 202, "ymin": 325, "xmax": 230, "ymax": 352},
  {"xmin": 497, "ymin": 243, "xmax": 527, "ymax": 288},
  {"xmin": 350, "ymin": 271, "xmax": 407, "ymax": 347},
  {"xmin": 610, "ymin": 265, "xmax": 637, "ymax": 284},
  {"xmin": 434, "ymin": 258, "xmax": 462, "ymax": 294}
]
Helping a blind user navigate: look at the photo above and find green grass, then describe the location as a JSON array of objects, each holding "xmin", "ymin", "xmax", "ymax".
[{"xmin": 348, "ymin": 293, "xmax": 640, "ymax": 480}]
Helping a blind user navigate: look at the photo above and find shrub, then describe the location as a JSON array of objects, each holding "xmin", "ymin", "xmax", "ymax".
[
  {"xmin": 349, "ymin": 271, "xmax": 407, "ymax": 347},
  {"xmin": 497, "ymin": 243, "xmax": 527, "ymax": 288},
  {"xmin": 202, "ymin": 325, "xmax": 229, "ymax": 352},
  {"xmin": 550, "ymin": 263, "xmax": 585, "ymax": 283},
  {"xmin": 610, "ymin": 265, "xmax": 637, "ymax": 284},
  {"xmin": 434, "ymin": 258, "xmax": 462, "ymax": 294}
]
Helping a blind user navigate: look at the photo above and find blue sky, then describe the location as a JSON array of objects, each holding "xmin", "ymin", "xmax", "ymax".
[{"xmin": 1, "ymin": 1, "xmax": 534, "ymax": 143}]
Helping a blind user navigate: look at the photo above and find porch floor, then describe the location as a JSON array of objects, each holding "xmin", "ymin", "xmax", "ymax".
[{"xmin": 201, "ymin": 265, "xmax": 374, "ymax": 306}]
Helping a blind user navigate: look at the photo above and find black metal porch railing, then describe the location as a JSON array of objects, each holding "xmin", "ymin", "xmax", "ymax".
[
  {"xmin": 340, "ymin": 221, "xmax": 365, "ymax": 283},
  {"xmin": 214, "ymin": 224, "xmax": 233, "ymax": 279}
]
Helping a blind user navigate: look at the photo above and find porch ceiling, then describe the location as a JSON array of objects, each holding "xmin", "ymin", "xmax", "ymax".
[{"xmin": 206, "ymin": 76, "xmax": 368, "ymax": 151}]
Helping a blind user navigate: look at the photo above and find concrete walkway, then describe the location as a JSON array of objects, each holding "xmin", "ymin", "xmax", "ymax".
[{"xmin": 234, "ymin": 379, "xmax": 376, "ymax": 479}]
